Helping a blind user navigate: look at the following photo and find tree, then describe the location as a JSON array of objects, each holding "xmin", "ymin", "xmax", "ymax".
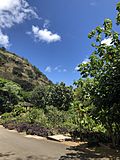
[
  {"xmin": 73, "ymin": 78, "xmax": 104, "ymax": 134},
  {"xmin": 46, "ymin": 82, "xmax": 73, "ymax": 111},
  {"xmin": 30, "ymin": 85, "xmax": 47, "ymax": 109},
  {"xmin": 78, "ymin": 2, "xmax": 120, "ymax": 147},
  {"xmin": 30, "ymin": 82, "xmax": 73, "ymax": 111},
  {"xmin": 0, "ymin": 78, "xmax": 22, "ymax": 113}
]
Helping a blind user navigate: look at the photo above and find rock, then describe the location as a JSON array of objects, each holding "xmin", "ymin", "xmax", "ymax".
[{"xmin": 47, "ymin": 134, "xmax": 71, "ymax": 142}]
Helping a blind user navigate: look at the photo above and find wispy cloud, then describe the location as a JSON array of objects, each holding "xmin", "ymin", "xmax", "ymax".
[
  {"xmin": 82, "ymin": 58, "xmax": 89, "ymax": 64},
  {"xmin": 74, "ymin": 65, "xmax": 79, "ymax": 71},
  {"xmin": 90, "ymin": 1, "xmax": 96, "ymax": 6},
  {"xmin": 0, "ymin": 0, "xmax": 38, "ymax": 47},
  {"xmin": 54, "ymin": 65, "xmax": 61, "ymax": 71},
  {"xmin": 74, "ymin": 59, "xmax": 89, "ymax": 72},
  {"xmin": 63, "ymin": 69, "xmax": 67, "ymax": 72},
  {"xmin": 43, "ymin": 19, "xmax": 50, "ymax": 29},
  {"xmin": 45, "ymin": 65, "xmax": 67, "ymax": 73},
  {"xmin": 45, "ymin": 66, "xmax": 52, "ymax": 73},
  {"xmin": 31, "ymin": 25, "xmax": 61, "ymax": 43},
  {"xmin": 54, "ymin": 66, "xmax": 67, "ymax": 72},
  {"xmin": 101, "ymin": 37, "xmax": 112, "ymax": 46},
  {"xmin": 0, "ymin": 30, "xmax": 10, "ymax": 48}
]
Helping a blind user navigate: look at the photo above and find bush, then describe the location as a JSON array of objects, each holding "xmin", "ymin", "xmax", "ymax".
[
  {"xmin": 12, "ymin": 67, "xmax": 23, "ymax": 77},
  {"xmin": 45, "ymin": 106, "xmax": 67, "ymax": 129},
  {"xmin": 26, "ymin": 108, "xmax": 48, "ymax": 126},
  {"xmin": 12, "ymin": 104, "xmax": 26, "ymax": 116},
  {"xmin": 2, "ymin": 121, "xmax": 52, "ymax": 137},
  {"xmin": 16, "ymin": 122, "xmax": 30, "ymax": 132},
  {"xmin": 26, "ymin": 124, "xmax": 51, "ymax": 137},
  {"xmin": 30, "ymin": 85, "xmax": 47, "ymax": 109},
  {"xmin": 3, "ymin": 122, "xmax": 16, "ymax": 130},
  {"xmin": 1, "ymin": 112, "xmax": 15, "ymax": 123},
  {"xmin": 26, "ymin": 69, "xmax": 35, "ymax": 79},
  {"xmin": 46, "ymin": 83, "xmax": 73, "ymax": 111},
  {"xmin": 0, "ymin": 78, "xmax": 22, "ymax": 113},
  {"xmin": 14, "ymin": 79, "xmax": 34, "ymax": 91}
]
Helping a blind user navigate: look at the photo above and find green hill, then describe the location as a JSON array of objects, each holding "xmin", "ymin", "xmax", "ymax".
[{"xmin": 0, "ymin": 48, "xmax": 52, "ymax": 91}]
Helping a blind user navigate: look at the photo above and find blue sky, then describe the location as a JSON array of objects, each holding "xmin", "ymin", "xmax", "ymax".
[{"xmin": 0, "ymin": 0, "xmax": 119, "ymax": 85}]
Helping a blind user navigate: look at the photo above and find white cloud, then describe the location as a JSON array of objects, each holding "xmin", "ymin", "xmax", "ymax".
[
  {"xmin": 82, "ymin": 58, "xmax": 89, "ymax": 64},
  {"xmin": 90, "ymin": 2, "xmax": 96, "ymax": 6},
  {"xmin": 74, "ymin": 59, "xmax": 89, "ymax": 71},
  {"xmin": 75, "ymin": 65, "xmax": 79, "ymax": 71},
  {"xmin": 45, "ymin": 66, "xmax": 52, "ymax": 73},
  {"xmin": 0, "ymin": 30, "xmax": 10, "ymax": 48},
  {"xmin": 54, "ymin": 66, "xmax": 59, "ymax": 71},
  {"xmin": 101, "ymin": 37, "xmax": 112, "ymax": 46},
  {"xmin": 31, "ymin": 25, "xmax": 61, "ymax": 43},
  {"xmin": 54, "ymin": 65, "xmax": 61, "ymax": 71},
  {"xmin": 43, "ymin": 19, "xmax": 50, "ymax": 28},
  {"xmin": 58, "ymin": 69, "xmax": 62, "ymax": 72},
  {"xmin": 63, "ymin": 69, "xmax": 67, "ymax": 72},
  {"xmin": 0, "ymin": 0, "xmax": 38, "ymax": 47},
  {"xmin": 0, "ymin": 0, "xmax": 38, "ymax": 29},
  {"xmin": 54, "ymin": 66, "xmax": 67, "ymax": 72},
  {"xmin": 45, "ymin": 65, "xmax": 66, "ymax": 73}
]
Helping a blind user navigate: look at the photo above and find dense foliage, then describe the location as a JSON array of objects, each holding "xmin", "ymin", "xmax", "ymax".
[
  {"xmin": 0, "ymin": 78, "xmax": 22, "ymax": 113},
  {"xmin": 0, "ymin": 2, "xmax": 120, "ymax": 149},
  {"xmin": 0, "ymin": 48, "xmax": 51, "ymax": 91},
  {"xmin": 78, "ymin": 2, "xmax": 120, "ymax": 147},
  {"xmin": 46, "ymin": 82, "xmax": 73, "ymax": 111},
  {"xmin": 31, "ymin": 82, "xmax": 73, "ymax": 111}
]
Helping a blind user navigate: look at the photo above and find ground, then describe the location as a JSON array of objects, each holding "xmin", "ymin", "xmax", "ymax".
[
  {"xmin": 0, "ymin": 126, "xmax": 120, "ymax": 160},
  {"xmin": 0, "ymin": 125, "xmax": 66, "ymax": 160}
]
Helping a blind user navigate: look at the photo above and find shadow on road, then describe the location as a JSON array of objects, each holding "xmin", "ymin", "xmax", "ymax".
[
  {"xmin": 59, "ymin": 143, "xmax": 120, "ymax": 160},
  {"xmin": 16, "ymin": 155, "xmax": 56, "ymax": 160},
  {"xmin": 1, "ymin": 144, "xmax": 120, "ymax": 160},
  {"xmin": 0, "ymin": 152, "xmax": 15, "ymax": 158},
  {"xmin": 0, "ymin": 153, "xmax": 56, "ymax": 160}
]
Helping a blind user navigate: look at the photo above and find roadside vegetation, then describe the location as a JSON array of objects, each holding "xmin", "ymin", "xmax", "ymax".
[{"xmin": 0, "ymin": 2, "xmax": 120, "ymax": 150}]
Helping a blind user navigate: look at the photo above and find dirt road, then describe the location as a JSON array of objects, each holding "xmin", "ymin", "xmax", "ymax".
[{"xmin": 0, "ymin": 126, "xmax": 67, "ymax": 160}]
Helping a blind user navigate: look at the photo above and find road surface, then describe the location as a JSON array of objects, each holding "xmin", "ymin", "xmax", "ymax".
[{"xmin": 0, "ymin": 126, "xmax": 67, "ymax": 160}]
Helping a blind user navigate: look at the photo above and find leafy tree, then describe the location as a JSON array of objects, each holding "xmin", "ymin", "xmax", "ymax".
[
  {"xmin": 30, "ymin": 85, "xmax": 47, "ymax": 109},
  {"xmin": 78, "ymin": 2, "xmax": 120, "ymax": 147},
  {"xmin": 46, "ymin": 82, "xmax": 73, "ymax": 111},
  {"xmin": 73, "ymin": 78, "xmax": 104, "ymax": 133},
  {"xmin": 0, "ymin": 78, "xmax": 22, "ymax": 113},
  {"xmin": 27, "ymin": 108, "xmax": 47, "ymax": 124},
  {"xmin": 45, "ymin": 105, "xmax": 66, "ymax": 128},
  {"xmin": 31, "ymin": 82, "xmax": 73, "ymax": 111}
]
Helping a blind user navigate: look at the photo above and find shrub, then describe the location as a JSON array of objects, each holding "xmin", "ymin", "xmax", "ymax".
[
  {"xmin": 45, "ymin": 106, "xmax": 67, "ymax": 129},
  {"xmin": 26, "ymin": 108, "xmax": 48, "ymax": 126},
  {"xmin": 26, "ymin": 69, "xmax": 35, "ymax": 79},
  {"xmin": 14, "ymin": 79, "xmax": 34, "ymax": 91},
  {"xmin": 12, "ymin": 67, "xmax": 23, "ymax": 77},
  {"xmin": 30, "ymin": 85, "xmax": 47, "ymax": 109},
  {"xmin": 46, "ymin": 83, "xmax": 73, "ymax": 111},
  {"xmin": 12, "ymin": 103, "xmax": 26, "ymax": 116},
  {"xmin": 1, "ymin": 112, "xmax": 14, "ymax": 123}
]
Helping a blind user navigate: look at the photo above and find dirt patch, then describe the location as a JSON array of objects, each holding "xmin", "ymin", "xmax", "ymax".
[
  {"xmin": 61, "ymin": 141, "xmax": 87, "ymax": 146},
  {"xmin": 59, "ymin": 143, "xmax": 120, "ymax": 160}
]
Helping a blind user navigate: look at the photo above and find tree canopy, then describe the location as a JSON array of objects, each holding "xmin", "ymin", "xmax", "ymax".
[
  {"xmin": 77, "ymin": 2, "xmax": 120, "ymax": 147},
  {"xmin": 0, "ymin": 78, "xmax": 22, "ymax": 113}
]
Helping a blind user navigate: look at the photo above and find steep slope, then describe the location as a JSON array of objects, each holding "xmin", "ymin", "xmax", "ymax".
[{"xmin": 0, "ymin": 48, "xmax": 52, "ymax": 91}]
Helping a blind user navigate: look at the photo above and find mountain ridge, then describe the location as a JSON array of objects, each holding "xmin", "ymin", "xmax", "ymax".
[{"xmin": 0, "ymin": 48, "xmax": 52, "ymax": 91}]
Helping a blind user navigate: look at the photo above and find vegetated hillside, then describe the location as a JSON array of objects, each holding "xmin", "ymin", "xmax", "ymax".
[{"xmin": 0, "ymin": 48, "xmax": 52, "ymax": 91}]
